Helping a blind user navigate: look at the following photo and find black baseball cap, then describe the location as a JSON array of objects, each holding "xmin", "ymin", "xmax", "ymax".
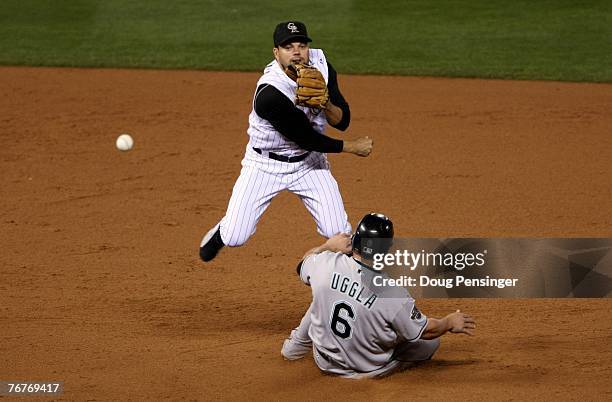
[{"xmin": 273, "ymin": 21, "xmax": 312, "ymax": 47}]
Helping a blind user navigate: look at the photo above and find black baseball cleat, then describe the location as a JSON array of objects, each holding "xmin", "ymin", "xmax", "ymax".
[{"xmin": 199, "ymin": 224, "xmax": 225, "ymax": 262}]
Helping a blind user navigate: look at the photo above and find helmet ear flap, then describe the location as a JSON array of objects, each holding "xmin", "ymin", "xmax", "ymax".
[
  {"xmin": 351, "ymin": 214, "xmax": 368, "ymax": 254},
  {"xmin": 351, "ymin": 231, "xmax": 360, "ymax": 253}
]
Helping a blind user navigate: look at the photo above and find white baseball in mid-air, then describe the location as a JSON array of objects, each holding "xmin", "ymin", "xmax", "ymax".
[{"xmin": 116, "ymin": 134, "xmax": 134, "ymax": 151}]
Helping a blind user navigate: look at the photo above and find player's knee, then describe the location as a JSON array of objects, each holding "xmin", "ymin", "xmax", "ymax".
[
  {"xmin": 425, "ymin": 338, "xmax": 441, "ymax": 359},
  {"xmin": 321, "ymin": 229, "xmax": 336, "ymax": 239},
  {"xmin": 221, "ymin": 231, "xmax": 250, "ymax": 247},
  {"xmin": 320, "ymin": 225, "xmax": 348, "ymax": 239},
  {"xmin": 319, "ymin": 217, "xmax": 351, "ymax": 239},
  {"xmin": 223, "ymin": 238, "xmax": 246, "ymax": 247}
]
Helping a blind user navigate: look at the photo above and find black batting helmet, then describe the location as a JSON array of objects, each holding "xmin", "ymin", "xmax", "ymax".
[{"xmin": 351, "ymin": 213, "xmax": 394, "ymax": 260}]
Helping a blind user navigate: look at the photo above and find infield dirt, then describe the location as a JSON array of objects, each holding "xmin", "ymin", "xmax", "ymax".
[{"xmin": 1, "ymin": 67, "xmax": 611, "ymax": 400}]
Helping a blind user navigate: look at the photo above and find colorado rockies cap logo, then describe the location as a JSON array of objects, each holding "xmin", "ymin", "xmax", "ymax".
[{"xmin": 287, "ymin": 22, "xmax": 299, "ymax": 33}]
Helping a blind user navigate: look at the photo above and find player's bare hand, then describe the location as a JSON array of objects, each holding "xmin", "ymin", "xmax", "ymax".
[
  {"xmin": 447, "ymin": 310, "xmax": 476, "ymax": 336},
  {"xmin": 343, "ymin": 136, "xmax": 373, "ymax": 157},
  {"xmin": 324, "ymin": 233, "xmax": 352, "ymax": 254}
]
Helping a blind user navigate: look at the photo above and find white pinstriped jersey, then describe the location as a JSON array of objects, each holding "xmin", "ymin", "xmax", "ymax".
[
  {"xmin": 247, "ymin": 48, "xmax": 329, "ymax": 156},
  {"xmin": 214, "ymin": 48, "xmax": 351, "ymax": 248},
  {"xmin": 300, "ymin": 251, "xmax": 428, "ymax": 373}
]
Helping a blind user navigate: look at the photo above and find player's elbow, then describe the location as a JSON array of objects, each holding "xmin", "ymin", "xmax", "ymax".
[
  {"xmin": 294, "ymin": 140, "xmax": 317, "ymax": 152},
  {"xmin": 331, "ymin": 107, "xmax": 350, "ymax": 131}
]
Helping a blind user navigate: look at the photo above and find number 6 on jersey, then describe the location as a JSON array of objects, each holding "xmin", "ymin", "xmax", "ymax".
[{"xmin": 330, "ymin": 301, "xmax": 355, "ymax": 339}]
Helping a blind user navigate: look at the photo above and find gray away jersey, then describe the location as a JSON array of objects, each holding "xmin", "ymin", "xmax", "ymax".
[{"xmin": 300, "ymin": 251, "xmax": 428, "ymax": 373}]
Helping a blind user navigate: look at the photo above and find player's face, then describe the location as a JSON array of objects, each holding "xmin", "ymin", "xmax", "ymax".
[{"xmin": 274, "ymin": 42, "xmax": 310, "ymax": 69}]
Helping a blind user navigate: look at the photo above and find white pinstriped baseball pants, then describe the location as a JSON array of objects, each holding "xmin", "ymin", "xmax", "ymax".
[{"xmin": 217, "ymin": 149, "xmax": 351, "ymax": 247}]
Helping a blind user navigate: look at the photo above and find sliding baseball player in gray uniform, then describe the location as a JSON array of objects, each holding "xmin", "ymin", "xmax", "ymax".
[{"xmin": 282, "ymin": 213, "xmax": 477, "ymax": 378}]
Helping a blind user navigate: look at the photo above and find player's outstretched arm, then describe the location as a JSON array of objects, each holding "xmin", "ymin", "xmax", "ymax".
[
  {"xmin": 342, "ymin": 136, "xmax": 373, "ymax": 157},
  {"xmin": 296, "ymin": 234, "xmax": 352, "ymax": 278},
  {"xmin": 421, "ymin": 310, "xmax": 476, "ymax": 340},
  {"xmin": 301, "ymin": 233, "xmax": 352, "ymax": 260}
]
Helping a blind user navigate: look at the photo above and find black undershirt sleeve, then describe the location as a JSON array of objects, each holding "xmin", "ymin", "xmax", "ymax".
[
  {"xmin": 254, "ymin": 84, "xmax": 344, "ymax": 153},
  {"xmin": 326, "ymin": 62, "xmax": 351, "ymax": 131}
]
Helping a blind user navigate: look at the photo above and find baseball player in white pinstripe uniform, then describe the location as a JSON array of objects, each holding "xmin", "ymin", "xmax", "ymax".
[
  {"xmin": 281, "ymin": 213, "xmax": 477, "ymax": 378},
  {"xmin": 200, "ymin": 21, "xmax": 373, "ymax": 262}
]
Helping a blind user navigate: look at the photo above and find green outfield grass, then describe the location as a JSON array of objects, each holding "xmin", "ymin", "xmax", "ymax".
[{"xmin": 0, "ymin": 0, "xmax": 610, "ymax": 82}]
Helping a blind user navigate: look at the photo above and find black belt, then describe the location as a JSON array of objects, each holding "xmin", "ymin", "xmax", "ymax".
[{"xmin": 253, "ymin": 147, "xmax": 310, "ymax": 163}]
